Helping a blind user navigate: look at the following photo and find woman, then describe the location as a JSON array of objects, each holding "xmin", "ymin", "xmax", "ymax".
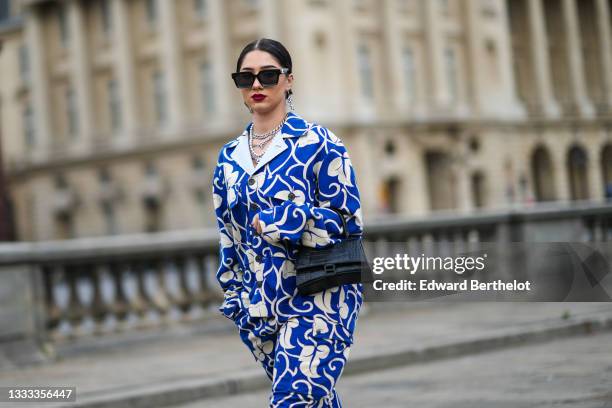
[{"xmin": 212, "ymin": 38, "xmax": 364, "ymax": 407}]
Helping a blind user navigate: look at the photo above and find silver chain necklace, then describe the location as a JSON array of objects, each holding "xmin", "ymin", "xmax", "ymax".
[{"xmin": 248, "ymin": 114, "xmax": 287, "ymax": 163}]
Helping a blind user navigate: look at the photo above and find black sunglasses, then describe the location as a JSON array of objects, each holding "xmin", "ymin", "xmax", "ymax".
[{"xmin": 231, "ymin": 68, "xmax": 289, "ymax": 89}]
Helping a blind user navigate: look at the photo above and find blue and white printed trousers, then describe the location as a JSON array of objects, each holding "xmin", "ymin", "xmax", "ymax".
[{"xmin": 236, "ymin": 314, "xmax": 351, "ymax": 408}]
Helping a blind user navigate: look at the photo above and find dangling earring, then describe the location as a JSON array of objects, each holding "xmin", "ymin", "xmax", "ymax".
[
  {"xmin": 244, "ymin": 101, "xmax": 254, "ymax": 114},
  {"xmin": 287, "ymin": 91, "xmax": 295, "ymax": 112}
]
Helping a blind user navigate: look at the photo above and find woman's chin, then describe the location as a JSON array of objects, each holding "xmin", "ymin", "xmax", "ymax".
[{"xmin": 251, "ymin": 102, "xmax": 282, "ymax": 115}]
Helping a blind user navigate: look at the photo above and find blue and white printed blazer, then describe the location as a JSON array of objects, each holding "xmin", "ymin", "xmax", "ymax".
[{"xmin": 212, "ymin": 112, "xmax": 363, "ymax": 344}]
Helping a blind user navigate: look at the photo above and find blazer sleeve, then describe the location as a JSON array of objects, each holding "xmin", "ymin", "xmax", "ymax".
[
  {"xmin": 212, "ymin": 159, "xmax": 244, "ymax": 321},
  {"xmin": 257, "ymin": 127, "xmax": 363, "ymax": 247}
]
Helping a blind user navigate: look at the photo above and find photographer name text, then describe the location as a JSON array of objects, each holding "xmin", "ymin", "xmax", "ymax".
[{"xmin": 372, "ymin": 279, "xmax": 531, "ymax": 292}]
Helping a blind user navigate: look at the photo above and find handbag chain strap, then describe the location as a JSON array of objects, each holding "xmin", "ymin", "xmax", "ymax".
[{"xmin": 330, "ymin": 208, "xmax": 350, "ymax": 239}]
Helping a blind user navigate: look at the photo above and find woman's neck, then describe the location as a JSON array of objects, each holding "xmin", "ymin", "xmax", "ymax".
[{"xmin": 252, "ymin": 106, "xmax": 287, "ymax": 134}]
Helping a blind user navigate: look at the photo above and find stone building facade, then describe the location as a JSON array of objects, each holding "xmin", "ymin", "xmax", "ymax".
[{"xmin": 0, "ymin": 0, "xmax": 611, "ymax": 241}]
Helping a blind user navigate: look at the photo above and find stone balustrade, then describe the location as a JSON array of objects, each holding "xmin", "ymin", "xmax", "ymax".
[{"xmin": 0, "ymin": 201, "xmax": 611, "ymax": 360}]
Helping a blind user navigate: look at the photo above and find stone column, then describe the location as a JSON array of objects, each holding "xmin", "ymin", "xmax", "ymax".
[
  {"xmin": 596, "ymin": 0, "xmax": 612, "ymax": 111},
  {"xmin": 112, "ymin": 0, "xmax": 138, "ymax": 147},
  {"xmin": 334, "ymin": 0, "xmax": 360, "ymax": 120},
  {"xmin": 68, "ymin": 0, "xmax": 93, "ymax": 153},
  {"xmin": 527, "ymin": 0, "xmax": 560, "ymax": 117},
  {"xmin": 588, "ymin": 146, "xmax": 605, "ymax": 200},
  {"xmin": 454, "ymin": 144, "xmax": 472, "ymax": 212},
  {"xmin": 554, "ymin": 145, "xmax": 571, "ymax": 202},
  {"xmin": 464, "ymin": 0, "xmax": 484, "ymax": 115},
  {"xmin": 469, "ymin": 0, "xmax": 524, "ymax": 118},
  {"xmin": 25, "ymin": 7, "xmax": 51, "ymax": 162},
  {"xmin": 208, "ymin": 0, "xmax": 232, "ymax": 123},
  {"xmin": 405, "ymin": 139, "xmax": 429, "ymax": 215},
  {"xmin": 562, "ymin": 0, "xmax": 594, "ymax": 117},
  {"xmin": 381, "ymin": 0, "xmax": 405, "ymax": 115},
  {"xmin": 424, "ymin": 0, "xmax": 450, "ymax": 112},
  {"xmin": 159, "ymin": 0, "xmax": 185, "ymax": 133},
  {"xmin": 352, "ymin": 131, "xmax": 378, "ymax": 216}
]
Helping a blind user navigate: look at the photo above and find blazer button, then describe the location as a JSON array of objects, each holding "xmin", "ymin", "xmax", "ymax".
[
  {"xmin": 257, "ymin": 281, "xmax": 263, "ymax": 288},
  {"xmin": 288, "ymin": 192, "xmax": 296, "ymax": 201},
  {"xmin": 250, "ymin": 203, "xmax": 259, "ymax": 211},
  {"xmin": 248, "ymin": 177, "xmax": 255, "ymax": 186},
  {"xmin": 255, "ymin": 255, "xmax": 262, "ymax": 262}
]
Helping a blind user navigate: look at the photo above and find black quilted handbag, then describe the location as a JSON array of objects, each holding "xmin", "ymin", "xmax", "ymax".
[{"xmin": 295, "ymin": 208, "xmax": 371, "ymax": 295}]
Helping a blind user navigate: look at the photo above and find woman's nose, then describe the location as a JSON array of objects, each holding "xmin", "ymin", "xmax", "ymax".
[{"xmin": 252, "ymin": 77, "xmax": 263, "ymax": 89}]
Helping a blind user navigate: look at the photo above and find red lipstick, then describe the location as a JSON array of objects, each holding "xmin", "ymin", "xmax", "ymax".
[{"xmin": 252, "ymin": 94, "xmax": 267, "ymax": 102}]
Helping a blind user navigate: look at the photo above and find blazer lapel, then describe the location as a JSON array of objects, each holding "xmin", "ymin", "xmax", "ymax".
[
  {"xmin": 230, "ymin": 133, "xmax": 255, "ymax": 175},
  {"xmin": 230, "ymin": 112, "xmax": 308, "ymax": 175}
]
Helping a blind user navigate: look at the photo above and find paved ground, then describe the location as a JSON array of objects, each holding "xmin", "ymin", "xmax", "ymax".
[
  {"xmin": 0, "ymin": 303, "xmax": 611, "ymax": 407},
  {"xmin": 172, "ymin": 330, "xmax": 612, "ymax": 408}
]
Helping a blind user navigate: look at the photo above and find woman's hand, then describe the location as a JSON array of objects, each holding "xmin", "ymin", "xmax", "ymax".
[{"xmin": 251, "ymin": 213, "xmax": 263, "ymax": 235}]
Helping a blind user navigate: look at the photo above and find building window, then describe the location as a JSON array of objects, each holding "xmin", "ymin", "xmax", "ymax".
[
  {"xmin": 145, "ymin": 162, "xmax": 157, "ymax": 177},
  {"xmin": 18, "ymin": 44, "xmax": 30, "ymax": 83},
  {"xmin": 54, "ymin": 212, "xmax": 75, "ymax": 239},
  {"xmin": 402, "ymin": 47, "xmax": 416, "ymax": 102},
  {"xmin": 66, "ymin": 87, "xmax": 78, "ymax": 138},
  {"xmin": 99, "ymin": 167, "xmax": 111, "ymax": 183},
  {"xmin": 243, "ymin": 0, "xmax": 259, "ymax": 9},
  {"xmin": 23, "ymin": 104, "xmax": 35, "ymax": 147},
  {"xmin": 101, "ymin": 202, "xmax": 117, "ymax": 235},
  {"xmin": 142, "ymin": 162, "xmax": 163, "ymax": 233},
  {"xmin": 353, "ymin": 0, "xmax": 367, "ymax": 10},
  {"xmin": 567, "ymin": 145, "xmax": 590, "ymax": 200},
  {"xmin": 194, "ymin": 0, "xmax": 207, "ymax": 19},
  {"xmin": 57, "ymin": 5, "xmax": 69, "ymax": 46},
  {"xmin": 0, "ymin": 0, "xmax": 10, "ymax": 21},
  {"xmin": 100, "ymin": 0, "xmax": 112, "ymax": 35},
  {"xmin": 108, "ymin": 79, "xmax": 121, "ymax": 132},
  {"xmin": 445, "ymin": 47, "xmax": 458, "ymax": 102},
  {"xmin": 53, "ymin": 174, "xmax": 76, "ymax": 239},
  {"xmin": 384, "ymin": 139, "xmax": 396, "ymax": 156},
  {"xmin": 153, "ymin": 70, "xmax": 167, "ymax": 125},
  {"xmin": 440, "ymin": 0, "xmax": 450, "ymax": 14},
  {"xmin": 357, "ymin": 44, "xmax": 374, "ymax": 100},
  {"xmin": 471, "ymin": 171, "xmax": 486, "ymax": 208},
  {"xmin": 380, "ymin": 177, "xmax": 401, "ymax": 214},
  {"xmin": 145, "ymin": 0, "xmax": 158, "ymax": 27},
  {"xmin": 192, "ymin": 156, "xmax": 205, "ymax": 171},
  {"xmin": 192, "ymin": 155, "xmax": 207, "ymax": 204},
  {"xmin": 98, "ymin": 168, "xmax": 117, "ymax": 235},
  {"xmin": 426, "ymin": 150, "xmax": 457, "ymax": 210},
  {"xmin": 200, "ymin": 61, "xmax": 215, "ymax": 114}
]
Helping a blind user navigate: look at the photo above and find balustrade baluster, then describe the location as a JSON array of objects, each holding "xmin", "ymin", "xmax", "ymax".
[
  {"xmin": 439, "ymin": 230, "xmax": 452, "ymax": 259},
  {"xmin": 129, "ymin": 262, "xmax": 151, "ymax": 322},
  {"xmin": 109, "ymin": 262, "xmax": 130, "ymax": 331},
  {"xmin": 76, "ymin": 265, "xmax": 97, "ymax": 335},
  {"xmin": 467, "ymin": 228, "xmax": 480, "ymax": 243},
  {"xmin": 50, "ymin": 267, "xmax": 71, "ymax": 339},
  {"xmin": 452, "ymin": 229, "xmax": 466, "ymax": 257},
  {"xmin": 89, "ymin": 264, "xmax": 107, "ymax": 334},
  {"xmin": 194, "ymin": 255, "xmax": 211, "ymax": 307},
  {"xmin": 65, "ymin": 265, "xmax": 86, "ymax": 338},
  {"xmin": 42, "ymin": 266, "xmax": 61, "ymax": 331},
  {"xmin": 149, "ymin": 259, "xmax": 172, "ymax": 321},
  {"xmin": 172, "ymin": 256, "xmax": 192, "ymax": 316}
]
